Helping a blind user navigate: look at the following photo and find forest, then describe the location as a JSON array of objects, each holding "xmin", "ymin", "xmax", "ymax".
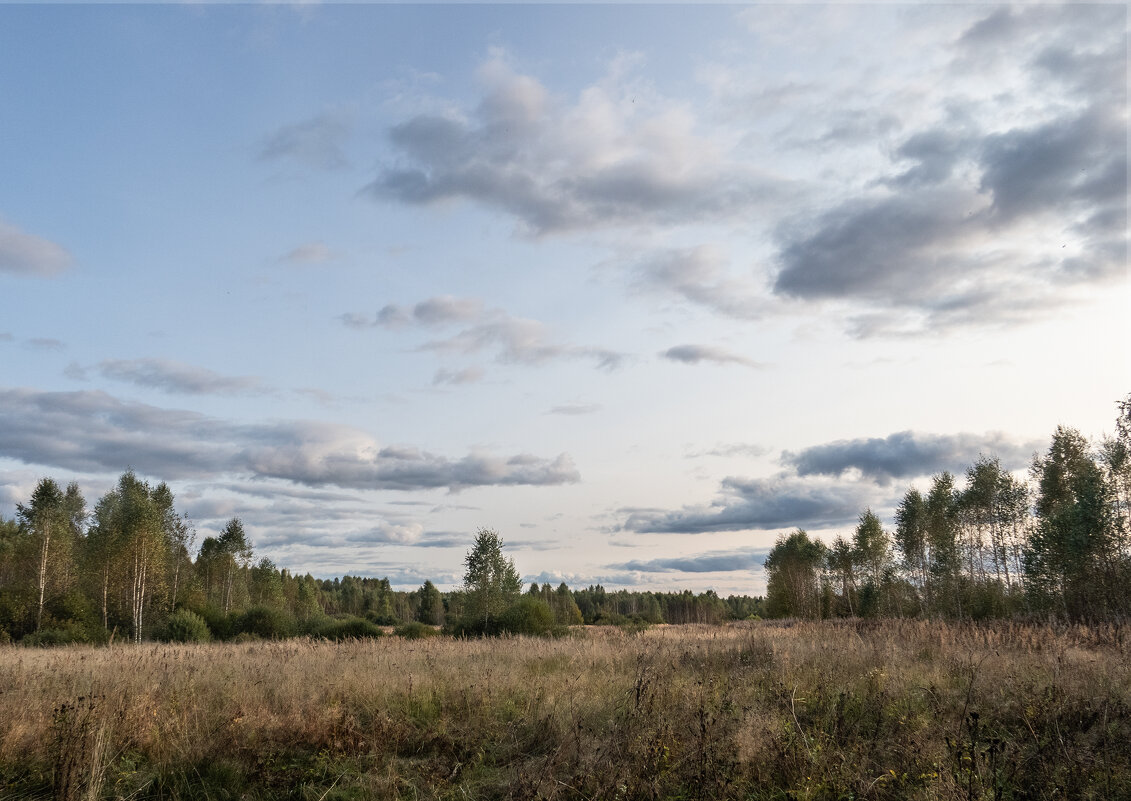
[{"xmin": 0, "ymin": 395, "xmax": 1127, "ymax": 647}]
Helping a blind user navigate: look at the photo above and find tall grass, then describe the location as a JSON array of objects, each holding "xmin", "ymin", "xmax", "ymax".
[{"xmin": 1, "ymin": 620, "xmax": 1127, "ymax": 799}]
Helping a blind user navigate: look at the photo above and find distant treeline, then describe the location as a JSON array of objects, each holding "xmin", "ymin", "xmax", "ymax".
[
  {"xmin": 764, "ymin": 396, "xmax": 1131, "ymax": 623},
  {"xmin": 2, "ymin": 395, "xmax": 1126, "ymax": 645},
  {"xmin": 0, "ymin": 478, "xmax": 764, "ymax": 645}
]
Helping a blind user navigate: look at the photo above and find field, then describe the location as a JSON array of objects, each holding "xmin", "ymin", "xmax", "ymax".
[{"xmin": 1, "ymin": 621, "xmax": 1128, "ymax": 801}]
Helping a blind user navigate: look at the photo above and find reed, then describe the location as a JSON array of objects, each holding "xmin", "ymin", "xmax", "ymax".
[{"xmin": 1, "ymin": 620, "xmax": 1127, "ymax": 799}]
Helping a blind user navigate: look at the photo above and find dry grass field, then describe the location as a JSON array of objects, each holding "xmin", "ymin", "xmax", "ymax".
[{"xmin": 1, "ymin": 620, "xmax": 1128, "ymax": 800}]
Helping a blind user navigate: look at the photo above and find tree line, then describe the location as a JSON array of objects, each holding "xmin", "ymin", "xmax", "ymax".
[
  {"xmin": 764, "ymin": 396, "xmax": 1131, "ymax": 622},
  {"xmin": 0, "ymin": 487, "xmax": 763, "ymax": 644},
  {"xmin": 2, "ymin": 396, "xmax": 1125, "ymax": 644}
]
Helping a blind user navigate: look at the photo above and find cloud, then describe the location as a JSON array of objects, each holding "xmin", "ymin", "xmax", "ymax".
[
  {"xmin": 620, "ymin": 476, "xmax": 874, "ymax": 534},
  {"xmin": 660, "ymin": 344, "xmax": 762, "ymax": 368},
  {"xmin": 420, "ymin": 317, "xmax": 624, "ymax": 370},
  {"xmin": 97, "ymin": 358, "xmax": 266, "ymax": 397},
  {"xmin": 524, "ymin": 570, "xmax": 649, "ymax": 588},
  {"xmin": 686, "ymin": 443, "xmax": 769, "ymax": 460},
  {"xmin": 346, "ymin": 295, "xmax": 627, "ymax": 371},
  {"xmin": 0, "ymin": 387, "xmax": 580, "ymax": 492},
  {"xmin": 258, "ymin": 113, "xmax": 351, "ymax": 170},
  {"xmin": 630, "ymin": 245, "xmax": 771, "ymax": 320},
  {"xmin": 547, "ymin": 403, "xmax": 601, "ymax": 416},
  {"xmin": 610, "ymin": 548, "xmax": 770, "ymax": 574},
  {"xmin": 26, "ymin": 338, "xmax": 65, "ymax": 351},
  {"xmin": 781, "ymin": 431, "xmax": 1043, "ymax": 484},
  {"xmin": 433, "ymin": 367, "xmax": 485, "ymax": 386},
  {"xmin": 279, "ymin": 242, "xmax": 335, "ymax": 265},
  {"xmin": 0, "ymin": 217, "xmax": 72, "ymax": 277},
  {"xmin": 367, "ymin": 296, "xmax": 486, "ymax": 329},
  {"xmin": 769, "ymin": 6, "xmax": 1127, "ymax": 336},
  {"xmin": 366, "ymin": 51, "xmax": 786, "ymax": 235}
]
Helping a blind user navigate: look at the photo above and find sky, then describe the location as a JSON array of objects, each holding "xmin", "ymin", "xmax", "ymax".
[{"xmin": 1, "ymin": 2, "xmax": 1127, "ymax": 595}]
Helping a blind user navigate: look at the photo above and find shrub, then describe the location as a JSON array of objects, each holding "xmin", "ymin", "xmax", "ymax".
[
  {"xmin": 161, "ymin": 609, "xmax": 212, "ymax": 643},
  {"xmin": 498, "ymin": 597, "xmax": 560, "ymax": 637},
  {"xmin": 393, "ymin": 621, "xmax": 439, "ymax": 640},
  {"xmin": 197, "ymin": 606, "xmax": 235, "ymax": 641},
  {"xmin": 313, "ymin": 616, "xmax": 384, "ymax": 641},
  {"xmin": 235, "ymin": 606, "xmax": 295, "ymax": 640},
  {"xmin": 21, "ymin": 623, "xmax": 93, "ymax": 647}
]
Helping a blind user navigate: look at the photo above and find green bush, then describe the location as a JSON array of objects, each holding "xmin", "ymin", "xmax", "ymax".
[
  {"xmin": 313, "ymin": 616, "xmax": 384, "ymax": 641},
  {"xmin": 21, "ymin": 622, "xmax": 94, "ymax": 647},
  {"xmin": 161, "ymin": 609, "xmax": 212, "ymax": 643},
  {"xmin": 197, "ymin": 606, "xmax": 235, "ymax": 640},
  {"xmin": 497, "ymin": 597, "xmax": 560, "ymax": 637},
  {"xmin": 393, "ymin": 621, "xmax": 439, "ymax": 640},
  {"xmin": 235, "ymin": 605, "xmax": 295, "ymax": 639}
]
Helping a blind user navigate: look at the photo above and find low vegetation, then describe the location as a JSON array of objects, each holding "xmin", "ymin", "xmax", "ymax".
[{"xmin": 1, "ymin": 620, "xmax": 1127, "ymax": 800}]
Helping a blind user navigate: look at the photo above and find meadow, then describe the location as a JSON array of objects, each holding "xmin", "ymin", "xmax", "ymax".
[{"xmin": 1, "ymin": 620, "xmax": 1128, "ymax": 801}]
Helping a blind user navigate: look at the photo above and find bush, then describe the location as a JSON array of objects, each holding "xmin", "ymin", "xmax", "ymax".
[
  {"xmin": 198, "ymin": 606, "xmax": 236, "ymax": 641},
  {"xmin": 313, "ymin": 616, "xmax": 384, "ymax": 641},
  {"xmin": 393, "ymin": 621, "xmax": 439, "ymax": 640},
  {"xmin": 235, "ymin": 605, "xmax": 295, "ymax": 640},
  {"xmin": 161, "ymin": 609, "xmax": 212, "ymax": 643},
  {"xmin": 21, "ymin": 622, "xmax": 94, "ymax": 647},
  {"xmin": 498, "ymin": 597, "xmax": 560, "ymax": 637}
]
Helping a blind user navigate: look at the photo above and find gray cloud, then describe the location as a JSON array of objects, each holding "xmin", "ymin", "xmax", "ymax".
[
  {"xmin": 610, "ymin": 548, "xmax": 770, "ymax": 574},
  {"xmin": 420, "ymin": 318, "xmax": 625, "ymax": 370},
  {"xmin": 0, "ymin": 217, "xmax": 71, "ymax": 277},
  {"xmin": 620, "ymin": 476, "xmax": 873, "ymax": 534},
  {"xmin": 631, "ymin": 246, "xmax": 770, "ymax": 320},
  {"xmin": 347, "ymin": 295, "xmax": 627, "ymax": 371},
  {"xmin": 773, "ymin": 105, "xmax": 1126, "ymax": 332},
  {"xmin": 279, "ymin": 242, "xmax": 335, "ymax": 265},
  {"xmin": 98, "ymin": 358, "xmax": 266, "ymax": 396},
  {"xmin": 782, "ymin": 431, "xmax": 1043, "ymax": 484},
  {"xmin": 366, "ymin": 54, "xmax": 786, "ymax": 235},
  {"xmin": 770, "ymin": 6, "xmax": 1126, "ymax": 335},
  {"xmin": 979, "ymin": 105, "xmax": 1125, "ymax": 236},
  {"xmin": 259, "ymin": 113, "xmax": 351, "ymax": 170},
  {"xmin": 433, "ymin": 367, "xmax": 485, "ymax": 386},
  {"xmin": 686, "ymin": 443, "xmax": 769, "ymax": 460},
  {"xmin": 548, "ymin": 403, "xmax": 602, "ymax": 416},
  {"xmin": 26, "ymin": 338, "xmax": 65, "ymax": 351},
  {"xmin": 0, "ymin": 387, "xmax": 580, "ymax": 492},
  {"xmin": 524, "ymin": 571, "xmax": 648, "ymax": 588},
  {"xmin": 372, "ymin": 296, "xmax": 486, "ymax": 329},
  {"xmin": 661, "ymin": 344, "xmax": 762, "ymax": 368}
]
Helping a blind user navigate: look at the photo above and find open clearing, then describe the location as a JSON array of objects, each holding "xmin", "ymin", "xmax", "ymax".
[{"xmin": 2, "ymin": 620, "xmax": 1128, "ymax": 800}]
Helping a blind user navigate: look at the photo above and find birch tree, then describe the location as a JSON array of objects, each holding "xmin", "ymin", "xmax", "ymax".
[{"xmin": 16, "ymin": 478, "xmax": 72, "ymax": 632}]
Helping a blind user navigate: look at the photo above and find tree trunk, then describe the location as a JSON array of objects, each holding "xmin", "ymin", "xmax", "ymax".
[{"xmin": 36, "ymin": 524, "xmax": 50, "ymax": 631}]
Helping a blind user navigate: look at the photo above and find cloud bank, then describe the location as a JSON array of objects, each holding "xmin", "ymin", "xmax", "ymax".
[
  {"xmin": 366, "ymin": 51, "xmax": 786, "ymax": 235},
  {"xmin": 621, "ymin": 476, "xmax": 872, "ymax": 534},
  {"xmin": 0, "ymin": 388, "xmax": 579, "ymax": 492},
  {"xmin": 781, "ymin": 431, "xmax": 1042, "ymax": 483}
]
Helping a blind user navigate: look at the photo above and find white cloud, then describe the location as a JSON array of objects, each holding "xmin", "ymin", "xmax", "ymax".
[{"xmin": 0, "ymin": 217, "xmax": 71, "ymax": 277}]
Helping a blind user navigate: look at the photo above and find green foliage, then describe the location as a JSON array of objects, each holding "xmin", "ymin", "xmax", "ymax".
[
  {"xmin": 393, "ymin": 620, "xmax": 439, "ymax": 639},
  {"xmin": 235, "ymin": 605, "xmax": 295, "ymax": 639},
  {"xmin": 497, "ymin": 597, "xmax": 559, "ymax": 636},
  {"xmin": 765, "ymin": 529, "xmax": 827, "ymax": 619},
  {"xmin": 21, "ymin": 621, "xmax": 96, "ymax": 647},
  {"xmin": 312, "ymin": 616, "xmax": 384, "ymax": 641},
  {"xmin": 460, "ymin": 528, "xmax": 523, "ymax": 631},
  {"xmin": 161, "ymin": 609, "xmax": 211, "ymax": 643},
  {"xmin": 197, "ymin": 606, "xmax": 236, "ymax": 641},
  {"xmin": 415, "ymin": 579, "xmax": 445, "ymax": 626}
]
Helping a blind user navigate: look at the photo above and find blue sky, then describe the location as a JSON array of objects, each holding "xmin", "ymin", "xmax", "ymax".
[{"xmin": 1, "ymin": 3, "xmax": 1127, "ymax": 594}]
